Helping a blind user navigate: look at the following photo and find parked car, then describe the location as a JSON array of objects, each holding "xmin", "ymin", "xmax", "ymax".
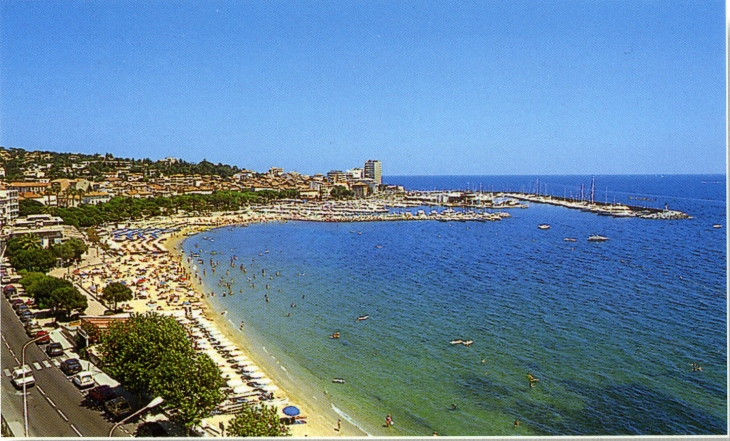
[
  {"xmin": 46, "ymin": 342, "xmax": 64, "ymax": 357},
  {"xmin": 14, "ymin": 303, "xmax": 29, "ymax": 314},
  {"xmin": 87, "ymin": 384, "xmax": 117, "ymax": 405},
  {"xmin": 60, "ymin": 358, "xmax": 82, "ymax": 376},
  {"xmin": 72, "ymin": 371, "xmax": 95, "ymax": 389},
  {"xmin": 135, "ymin": 422, "xmax": 168, "ymax": 437},
  {"xmin": 10, "ymin": 365, "xmax": 35, "ymax": 389},
  {"xmin": 34, "ymin": 331, "xmax": 51, "ymax": 345},
  {"xmin": 25, "ymin": 322, "xmax": 42, "ymax": 336},
  {"xmin": 19, "ymin": 311, "xmax": 35, "ymax": 324},
  {"xmin": 10, "ymin": 299, "xmax": 24, "ymax": 309},
  {"xmin": 3, "ymin": 284, "xmax": 17, "ymax": 297},
  {"xmin": 104, "ymin": 396, "xmax": 133, "ymax": 421}
]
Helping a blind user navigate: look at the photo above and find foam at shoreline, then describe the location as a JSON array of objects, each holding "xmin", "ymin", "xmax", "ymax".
[{"xmin": 165, "ymin": 217, "xmax": 368, "ymax": 437}]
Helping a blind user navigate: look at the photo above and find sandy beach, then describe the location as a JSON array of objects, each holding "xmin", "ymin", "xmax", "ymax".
[{"xmin": 69, "ymin": 209, "xmax": 368, "ymax": 437}]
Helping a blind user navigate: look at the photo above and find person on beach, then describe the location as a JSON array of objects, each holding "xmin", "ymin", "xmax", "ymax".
[
  {"xmin": 337, "ymin": 419, "xmax": 341, "ymax": 432},
  {"xmin": 385, "ymin": 414, "xmax": 393, "ymax": 428}
]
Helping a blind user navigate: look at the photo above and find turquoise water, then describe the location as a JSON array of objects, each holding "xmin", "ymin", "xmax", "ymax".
[{"xmin": 183, "ymin": 175, "xmax": 727, "ymax": 436}]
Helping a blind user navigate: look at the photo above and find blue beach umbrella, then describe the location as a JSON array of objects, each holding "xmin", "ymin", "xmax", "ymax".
[{"xmin": 282, "ymin": 406, "xmax": 300, "ymax": 417}]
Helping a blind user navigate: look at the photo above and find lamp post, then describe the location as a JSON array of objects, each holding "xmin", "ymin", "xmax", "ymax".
[
  {"xmin": 108, "ymin": 396, "xmax": 164, "ymax": 437},
  {"xmin": 21, "ymin": 335, "xmax": 46, "ymax": 437}
]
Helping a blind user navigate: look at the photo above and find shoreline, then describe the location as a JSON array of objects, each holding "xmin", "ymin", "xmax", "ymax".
[{"xmin": 75, "ymin": 211, "xmax": 369, "ymax": 437}]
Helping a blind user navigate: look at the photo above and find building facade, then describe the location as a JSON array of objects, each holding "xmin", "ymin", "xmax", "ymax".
[{"xmin": 364, "ymin": 160, "xmax": 382, "ymax": 185}]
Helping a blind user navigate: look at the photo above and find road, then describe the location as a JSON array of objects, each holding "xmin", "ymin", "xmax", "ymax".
[{"xmin": 1, "ymin": 294, "xmax": 136, "ymax": 437}]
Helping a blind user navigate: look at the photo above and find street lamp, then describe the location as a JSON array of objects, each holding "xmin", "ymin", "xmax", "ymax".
[
  {"xmin": 22, "ymin": 335, "xmax": 46, "ymax": 437},
  {"xmin": 108, "ymin": 396, "xmax": 164, "ymax": 437}
]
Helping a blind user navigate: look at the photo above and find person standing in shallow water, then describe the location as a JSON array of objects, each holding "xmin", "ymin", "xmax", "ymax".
[{"xmin": 385, "ymin": 414, "xmax": 393, "ymax": 428}]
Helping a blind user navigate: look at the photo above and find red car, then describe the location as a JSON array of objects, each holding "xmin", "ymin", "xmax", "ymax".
[
  {"xmin": 34, "ymin": 331, "xmax": 51, "ymax": 345},
  {"xmin": 87, "ymin": 384, "xmax": 117, "ymax": 405}
]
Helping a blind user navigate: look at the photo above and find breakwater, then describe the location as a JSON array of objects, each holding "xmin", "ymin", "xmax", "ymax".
[{"xmin": 504, "ymin": 192, "xmax": 692, "ymax": 219}]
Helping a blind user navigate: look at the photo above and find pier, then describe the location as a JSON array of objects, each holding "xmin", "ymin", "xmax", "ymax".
[{"xmin": 503, "ymin": 192, "xmax": 691, "ymax": 220}]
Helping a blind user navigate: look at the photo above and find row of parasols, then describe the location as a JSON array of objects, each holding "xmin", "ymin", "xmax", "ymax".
[{"xmin": 174, "ymin": 313, "xmax": 285, "ymax": 405}]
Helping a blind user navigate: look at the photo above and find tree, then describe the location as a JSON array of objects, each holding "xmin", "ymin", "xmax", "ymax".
[
  {"xmin": 101, "ymin": 282, "xmax": 133, "ymax": 312},
  {"xmin": 23, "ymin": 275, "xmax": 73, "ymax": 309},
  {"xmin": 18, "ymin": 199, "xmax": 47, "ymax": 216},
  {"xmin": 51, "ymin": 286, "xmax": 88, "ymax": 317},
  {"xmin": 85, "ymin": 227, "xmax": 102, "ymax": 246},
  {"xmin": 149, "ymin": 352, "xmax": 226, "ymax": 435},
  {"xmin": 12, "ymin": 233, "xmax": 42, "ymax": 251},
  {"xmin": 51, "ymin": 242, "xmax": 76, "ymax": 266},
  {"xmin": 9, "ymin": 248, "xmax": 56, "ymax": 273},
  {"xmin": 227, "ymin": 402, "xmax": 291, "ymax": 437},
  {"xmin": 65, "ymin": 238, "xmax": 88, "ymax": 261},
  {"xmin": 330, "ymin": 186, "xmax": 354, "ymax": 200},
  {"xmin": 99, "ymin": 313, "xmax": 227, "ymax": 431},
  {"xmin": 100, "ymin": 313, "xmax": 195, "ymax": 394}
]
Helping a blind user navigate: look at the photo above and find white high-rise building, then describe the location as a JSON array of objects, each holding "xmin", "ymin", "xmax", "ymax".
[{"xmin": 364, "ymin": 160, "xmax": 382, "ymax": 185}]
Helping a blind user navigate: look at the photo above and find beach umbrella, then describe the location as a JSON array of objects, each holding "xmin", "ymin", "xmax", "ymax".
[
  {"xmin": 250, "ymin": 377, "xmax": 273, "ymax": 386},
  {"xmin": 232, "ymin": 385, "xmax": 257, "ymax": 396},
  {"xmin": 227, "ymin": 378, "xmax": 244, "ymax": 388},
  {"xmin": 221, "ymin": 344, "xmax": 238, "ymax": 352},
  {"xmin": 282, "ymin": 406, "xmax": 300, "ymax": 417}
]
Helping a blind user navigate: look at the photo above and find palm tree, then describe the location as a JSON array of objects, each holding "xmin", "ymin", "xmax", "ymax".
[
  {"xmin": 51, "ymin": 182, "xmax": 62, "ymax": 207},
  {"xmin": 16, "ymin": 233, "xmax": 42, "ymax": 251}
]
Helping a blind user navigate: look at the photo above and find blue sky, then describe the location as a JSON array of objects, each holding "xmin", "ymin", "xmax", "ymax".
[{"xmin": 0, "ymin": 0, "xmax": 725, "ymax": 175}]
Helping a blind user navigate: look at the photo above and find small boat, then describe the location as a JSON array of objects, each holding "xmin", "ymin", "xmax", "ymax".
[
  {"xmin": 462, "ymin": 340, "xmax": 474, "ymax": 347},
  {"xmin": 332, "ymin": 378, "xmax": 346, "ymax": 384},
  {"xmin": 588, "ymin": 235, "xmax": 609, "ymax": 242},
  {"xmin": 538, "ymin": 224, "xmax": 550, "ymax": 230},
  {"xmin": 450, "ymin": 339, "xmax": 464, "ymax": 345},
  {"xmin": 356, "ymin": 315, "xmax": 369, "ymax": 322},
  {"xmin": 564, "ymin": 237, "xmax": 577, "ymax": 242},
  {"xmin": 713, "ymin": 224, "xmax": 722, "ymax": 229},
  {"xmin": 329, "ymin": 332, "xmax": 340, "ymax": 339}
]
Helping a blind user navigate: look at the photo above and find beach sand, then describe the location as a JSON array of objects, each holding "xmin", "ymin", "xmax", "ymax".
[{"xmin": 72, "ymin": 212, "xmax": 366, "ymax": 437}]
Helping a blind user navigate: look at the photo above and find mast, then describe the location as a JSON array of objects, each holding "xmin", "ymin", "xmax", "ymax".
[{"xmin": 590, "ymin": 176, "xmax": 596, "ymax": 204}]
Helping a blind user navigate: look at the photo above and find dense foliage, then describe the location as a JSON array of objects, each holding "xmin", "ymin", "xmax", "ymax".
[
  {"xmin": 51, "ymin": 190, "xmax": 298, "ymax": 228},
  {"xmin": 0, "ymin": 147, "xmax": 243, "ymax": 181},
  {"xmin": 5, "ymin": 235, "xmax": 87, "ymax": 272},
  {"xmin": 330, "ymin": 185, "xmax": 354, "ymax": 199},
  {"xmin": 99, "ymin": 313, "xmax": 227, "ymax": 433},
  {"xmin": 19, "ymin": 272, "xmax": 87, "ymax": 317},
  {"xmin": 227, "ymin": 402, "xmax": 291, "ymax": 437},
  {"xmin": 18, "ymin": 199, "xmax": 48, "ymax": 216},
  {"xmin": 101, "ymin": 282, "xmax": 133, "ymax": 311}
]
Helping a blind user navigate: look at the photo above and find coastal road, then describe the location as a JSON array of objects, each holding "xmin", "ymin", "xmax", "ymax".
[{"xmin": 1, "ymin": 295, "xmax": 119, "ymax": 437}]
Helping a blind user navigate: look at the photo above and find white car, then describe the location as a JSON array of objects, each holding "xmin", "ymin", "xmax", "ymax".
[
  {"xmin": 72, "ymin": 371, "xmax": 95, "ymax": 389},
  {"xmin": 11, "ymin": 365, "xmax": 35, "ymax": 389}
]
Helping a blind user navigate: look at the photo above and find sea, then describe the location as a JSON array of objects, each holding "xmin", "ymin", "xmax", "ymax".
[{"xmin": 182, "ymin": 175, "xmax": 727, "ymax": 436}]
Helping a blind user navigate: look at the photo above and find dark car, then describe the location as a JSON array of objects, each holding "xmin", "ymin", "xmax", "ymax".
[
  {"xmin": 135, "ymin": 422, "xmax": 168, "ymax": 437},
  {"xmin": 104, "ymin": 396, "xmax": 133, "ymax": 421},
  {"xmin": 60, "ymin": 358, "xmax": 82, "ymax": 376},
  {"xmin": 10, "ymin": 299, "xmax": 24, "ymax": 309},
  {"xmin": 87, "ymin": 384, "xmax": 116, "ymax": 405},
  {"xmin": 15, "ymin": 303, "xmax": 29, "ymax": 314},
  {"xmin": 19, "ymin": 311, "xmax": 35, "ymax": 323},
  {"xmin": 46, "ymin": 342, "xmax": 64, "ymax": 357}
]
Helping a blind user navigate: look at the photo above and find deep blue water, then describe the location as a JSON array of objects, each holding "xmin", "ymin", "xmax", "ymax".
[{"xmin": 184, "ymin": 175, "xmax": 727, "ymax": 436}]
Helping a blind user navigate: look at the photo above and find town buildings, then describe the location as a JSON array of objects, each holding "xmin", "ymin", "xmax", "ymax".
[{"xmin": 0, "ymin": 148, "xmax": 396, "ymax": 212}]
